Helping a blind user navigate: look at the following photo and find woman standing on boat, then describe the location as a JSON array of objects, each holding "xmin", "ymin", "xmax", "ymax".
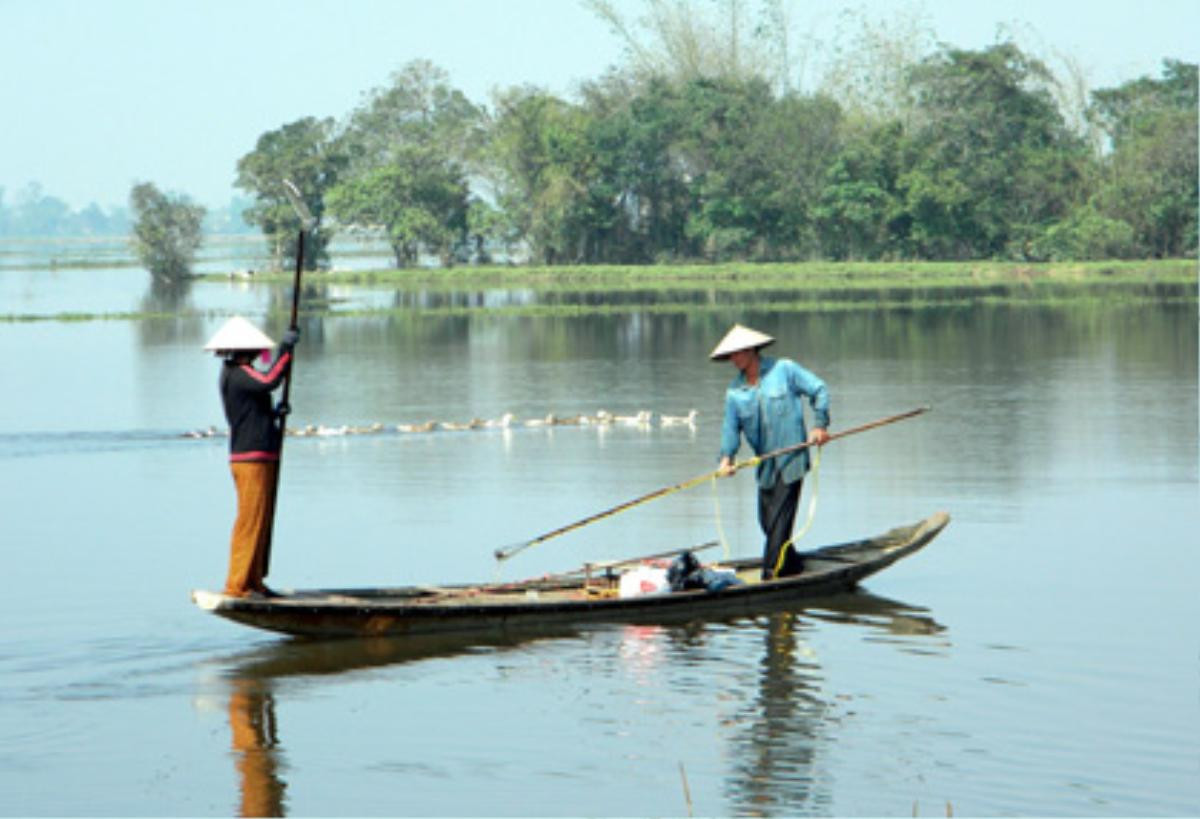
[
  {"xmin": 712, "ymin": 324, "xmax": 830, "ymax": 580},
  {"xmin": 204, "ymin": 316, "xmax": 298, "ymax": 598}
]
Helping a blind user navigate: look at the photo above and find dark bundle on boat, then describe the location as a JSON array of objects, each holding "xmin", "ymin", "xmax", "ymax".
[{"xmin": 667, "ymin": 551, "xmax": 743, "ymax": 592}]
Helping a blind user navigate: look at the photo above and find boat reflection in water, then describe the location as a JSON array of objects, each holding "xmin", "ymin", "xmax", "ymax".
[
  {"xmin": 216, "ymin": 629, "xmax": 582, "ymax": 817},
  {"xmin": 214, "ymin": 593, "xmax": 945, "ymax": 816}
]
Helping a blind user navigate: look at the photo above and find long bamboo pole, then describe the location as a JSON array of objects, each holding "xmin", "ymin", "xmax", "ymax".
[
  {"xmin": 493, "ymin": 406, "xmax": 930, "ymax": 562},
  {"xmin": 262, "ymin": 180, "xmax": 315, "ymax": 577}
]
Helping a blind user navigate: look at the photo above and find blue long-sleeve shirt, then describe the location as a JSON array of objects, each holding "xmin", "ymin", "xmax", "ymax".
[{"xmin": 719, "ymin": 356, "xmax": 830, "ymax": 488}]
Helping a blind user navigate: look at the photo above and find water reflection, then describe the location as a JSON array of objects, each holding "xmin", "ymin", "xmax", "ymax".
[
  {"xmin": 213, "ymin": 593, "xmax": 944, "ymax": 816},
  {"xmin": 217, "ymin": 635, "xmax": 488, "ymax": 817},
  {"xmin": 141, "ymin": 275, "xmax": 193, "ymax": 313},
  {"xmin": 228, "ymin": 677, "xmax": 286, "ymax": 817},
  {"xmin": 223, "ymin": 629, "xmax": 582, "ymax": 681},
  {"xmin": 137, "ymin": 277, "xmax": 208, "ymax": 347},
  {"xmin": 217, "ymin": 629, "xmax": 587, "ymax": 816},
  {"xmin": 284, "ymin": 281, "xmax": 1200, "ymax": 315},
  {"xmin": 803, "ymin": 592, "xmax": 946, "ymax": 642},
  {"xmin": 729, "ymin": 611, "xmax": 830, "ymax": 815},
  {"xmin": 725, "ymin": 594, "xmax": 946, "ymax": 816}
]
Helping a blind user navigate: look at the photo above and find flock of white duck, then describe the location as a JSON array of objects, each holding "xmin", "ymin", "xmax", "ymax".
[{"xmin": 183, "ymin": 409, "xmax": 699, "ymax": 439}]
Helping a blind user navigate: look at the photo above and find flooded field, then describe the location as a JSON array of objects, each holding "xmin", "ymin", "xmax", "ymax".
[{"xmin": 1, "ymin": 244, "xmax": 1197, "ymax": 815}]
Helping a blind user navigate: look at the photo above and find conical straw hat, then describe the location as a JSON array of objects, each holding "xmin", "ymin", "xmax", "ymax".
[
  {"xmin": 709, "ymin": 324, "xmax": 775, "ymax": 360},
  {"xmin": 204, "ymin": 316, "xmax": 276, "ymax": 352}
]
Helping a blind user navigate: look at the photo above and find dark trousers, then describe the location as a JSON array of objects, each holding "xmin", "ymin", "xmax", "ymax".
[{"xmin": 758, "ymin": 477, "xmax": 803, "ymax": 579}]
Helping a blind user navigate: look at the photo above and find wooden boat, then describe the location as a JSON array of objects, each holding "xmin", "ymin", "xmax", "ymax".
[
  {"xmin": 217, "ymin": 590, "xmax": 946, "ymax": 681},
  {"xmin": 192, "ymin": 511, "xmax": 949, "ymax": 640}
]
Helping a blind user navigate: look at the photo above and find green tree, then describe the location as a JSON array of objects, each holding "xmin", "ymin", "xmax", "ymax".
[
  {"xmin": 580, "ymin": 1, "xmax": 844, "ymax": 262},
  {"xmin": 326, "ymin": 147, "xmax": 470, "ymax": 267},
  {"xmin": 1089, "ymin": 59, "xmax": 1198, "ymax": 147},
  {"xmin": 235, "ymin": 117, "xmax": 344, "ymax": 270},
  {"xmin": 578, "ymin": 74, "xmax": 693, "ymax": 261},
  {"xmin": 341, "ymin": 60, "xmax": 487, "ymax": 171},
  {"xmin": 465, "ymin": 196, "xmax": 508, "ymax": 263},
  {"xmin": 331, "ymin": 61, "xmax": 485, "ymax": 267},
  {"xmin": 814, "ymin": 122, "xmax": 908, "ymax": 260},
  {"xmin": 659, "ymin": 76, "xmax": 840, "ymax": 260},
  {"xmin": 899, "ymin": 42, "xmax": 1088, "ymax": 259},
  {"xmin": 663, "ymin": 76, "xmax": 770, "ymax": 259},
  {"xmin": 487, "ymin": 86, "xmax": 605, "ymax": 264},
  {"xmin": 1029, "ymin": 204, "xmax": 1137, "ymax": 260},
  {"xmin": 1087, "ymin": 60, "xmax": 1198, "ymax": 257},
  {"xmin": 128, "ymin": 182, "xmax": 206, "ymax": 281},
  {"xmin": 537, "ymin": 70, "xmax": 844, "ymax": 263},
  {"xmin": 745, "ymin": 91, "xmax": 843, "ymax": 258}
]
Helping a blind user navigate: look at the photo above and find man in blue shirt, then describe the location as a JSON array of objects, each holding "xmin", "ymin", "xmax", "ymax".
[{"xmin": 713, "ymin": 324, "xmax": 830, "ymax": 579}]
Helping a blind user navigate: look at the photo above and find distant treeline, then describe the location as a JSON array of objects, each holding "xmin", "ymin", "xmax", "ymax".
[
  {"xmin": 235, "ymin": 33, "xmax": 1195, "ymax": 270},
  {"xmin": 0, "ymin": 187, "xmax": 256, "ymax": 238}
]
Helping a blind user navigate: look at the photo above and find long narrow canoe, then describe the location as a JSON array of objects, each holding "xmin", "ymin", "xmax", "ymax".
[{"xmin": 192, "ymin": 511, "xmax": 949, "ymax": 639}]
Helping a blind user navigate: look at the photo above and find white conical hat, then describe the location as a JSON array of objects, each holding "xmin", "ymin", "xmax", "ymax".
[
  {"xmin": 709, "ymin": 323, "xmax": 775, "ymax": 360},
  {"xmin": 204, "ymin": 316, "xmax": 275, "ymax": 352}
]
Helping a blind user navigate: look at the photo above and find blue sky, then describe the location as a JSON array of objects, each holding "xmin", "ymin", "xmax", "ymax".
[{"xmin": 2, "ymin": 0, "xmax": 1196, "ymax": 210}]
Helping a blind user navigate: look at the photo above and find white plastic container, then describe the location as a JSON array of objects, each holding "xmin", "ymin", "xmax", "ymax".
[{"xmin": 618, "ymin": 565, "xmax": 670, "ymax": 598}]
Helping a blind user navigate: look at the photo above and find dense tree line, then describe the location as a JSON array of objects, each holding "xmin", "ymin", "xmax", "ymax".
[{"xmin": 235, "ymin": 37, "xmax": 1195, "ymax": 269}]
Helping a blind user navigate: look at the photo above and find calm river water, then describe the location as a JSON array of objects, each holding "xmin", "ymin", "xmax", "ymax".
[{"xmin": 1, "ymin": 259, "xmax": 1197, "ymax": 816}]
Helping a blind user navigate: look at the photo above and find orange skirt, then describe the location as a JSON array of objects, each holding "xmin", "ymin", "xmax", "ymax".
[{"xmin": 224, "ymin": 461, "xmax": 278, "ymax": 596}]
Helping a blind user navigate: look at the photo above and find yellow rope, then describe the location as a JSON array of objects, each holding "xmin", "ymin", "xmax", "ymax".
[
  {"xmin": 771, "ymin": 445, "xmax": 821, "ymax": 577},
  {"xmin": 709, "ymin": 445, "xmax": 823, "ymax": 576}
]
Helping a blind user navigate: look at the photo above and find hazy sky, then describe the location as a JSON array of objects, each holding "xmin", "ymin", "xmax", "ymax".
[{"xmin": 2, "ymin": 0, "xmax": 1196, "ymax": 209}]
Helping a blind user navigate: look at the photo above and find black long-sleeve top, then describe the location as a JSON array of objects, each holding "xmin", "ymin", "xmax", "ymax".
[{"xmin": 219, "ymin": 351, "xmax": 292, "ymax": 462}]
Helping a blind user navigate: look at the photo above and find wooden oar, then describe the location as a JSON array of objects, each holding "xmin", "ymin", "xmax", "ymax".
[
  {"xmin": 263, "ymin": 180, "xmax": 316, "ymax": 576},
  {"xmin": 493, "ymin": 406, "xmax": 929, "ymax": 562}
]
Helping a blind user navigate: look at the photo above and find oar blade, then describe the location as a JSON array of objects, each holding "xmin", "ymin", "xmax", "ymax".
[{"xmin": 494, "ymin": 539, "xmax": 533, "ymax": 562}]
